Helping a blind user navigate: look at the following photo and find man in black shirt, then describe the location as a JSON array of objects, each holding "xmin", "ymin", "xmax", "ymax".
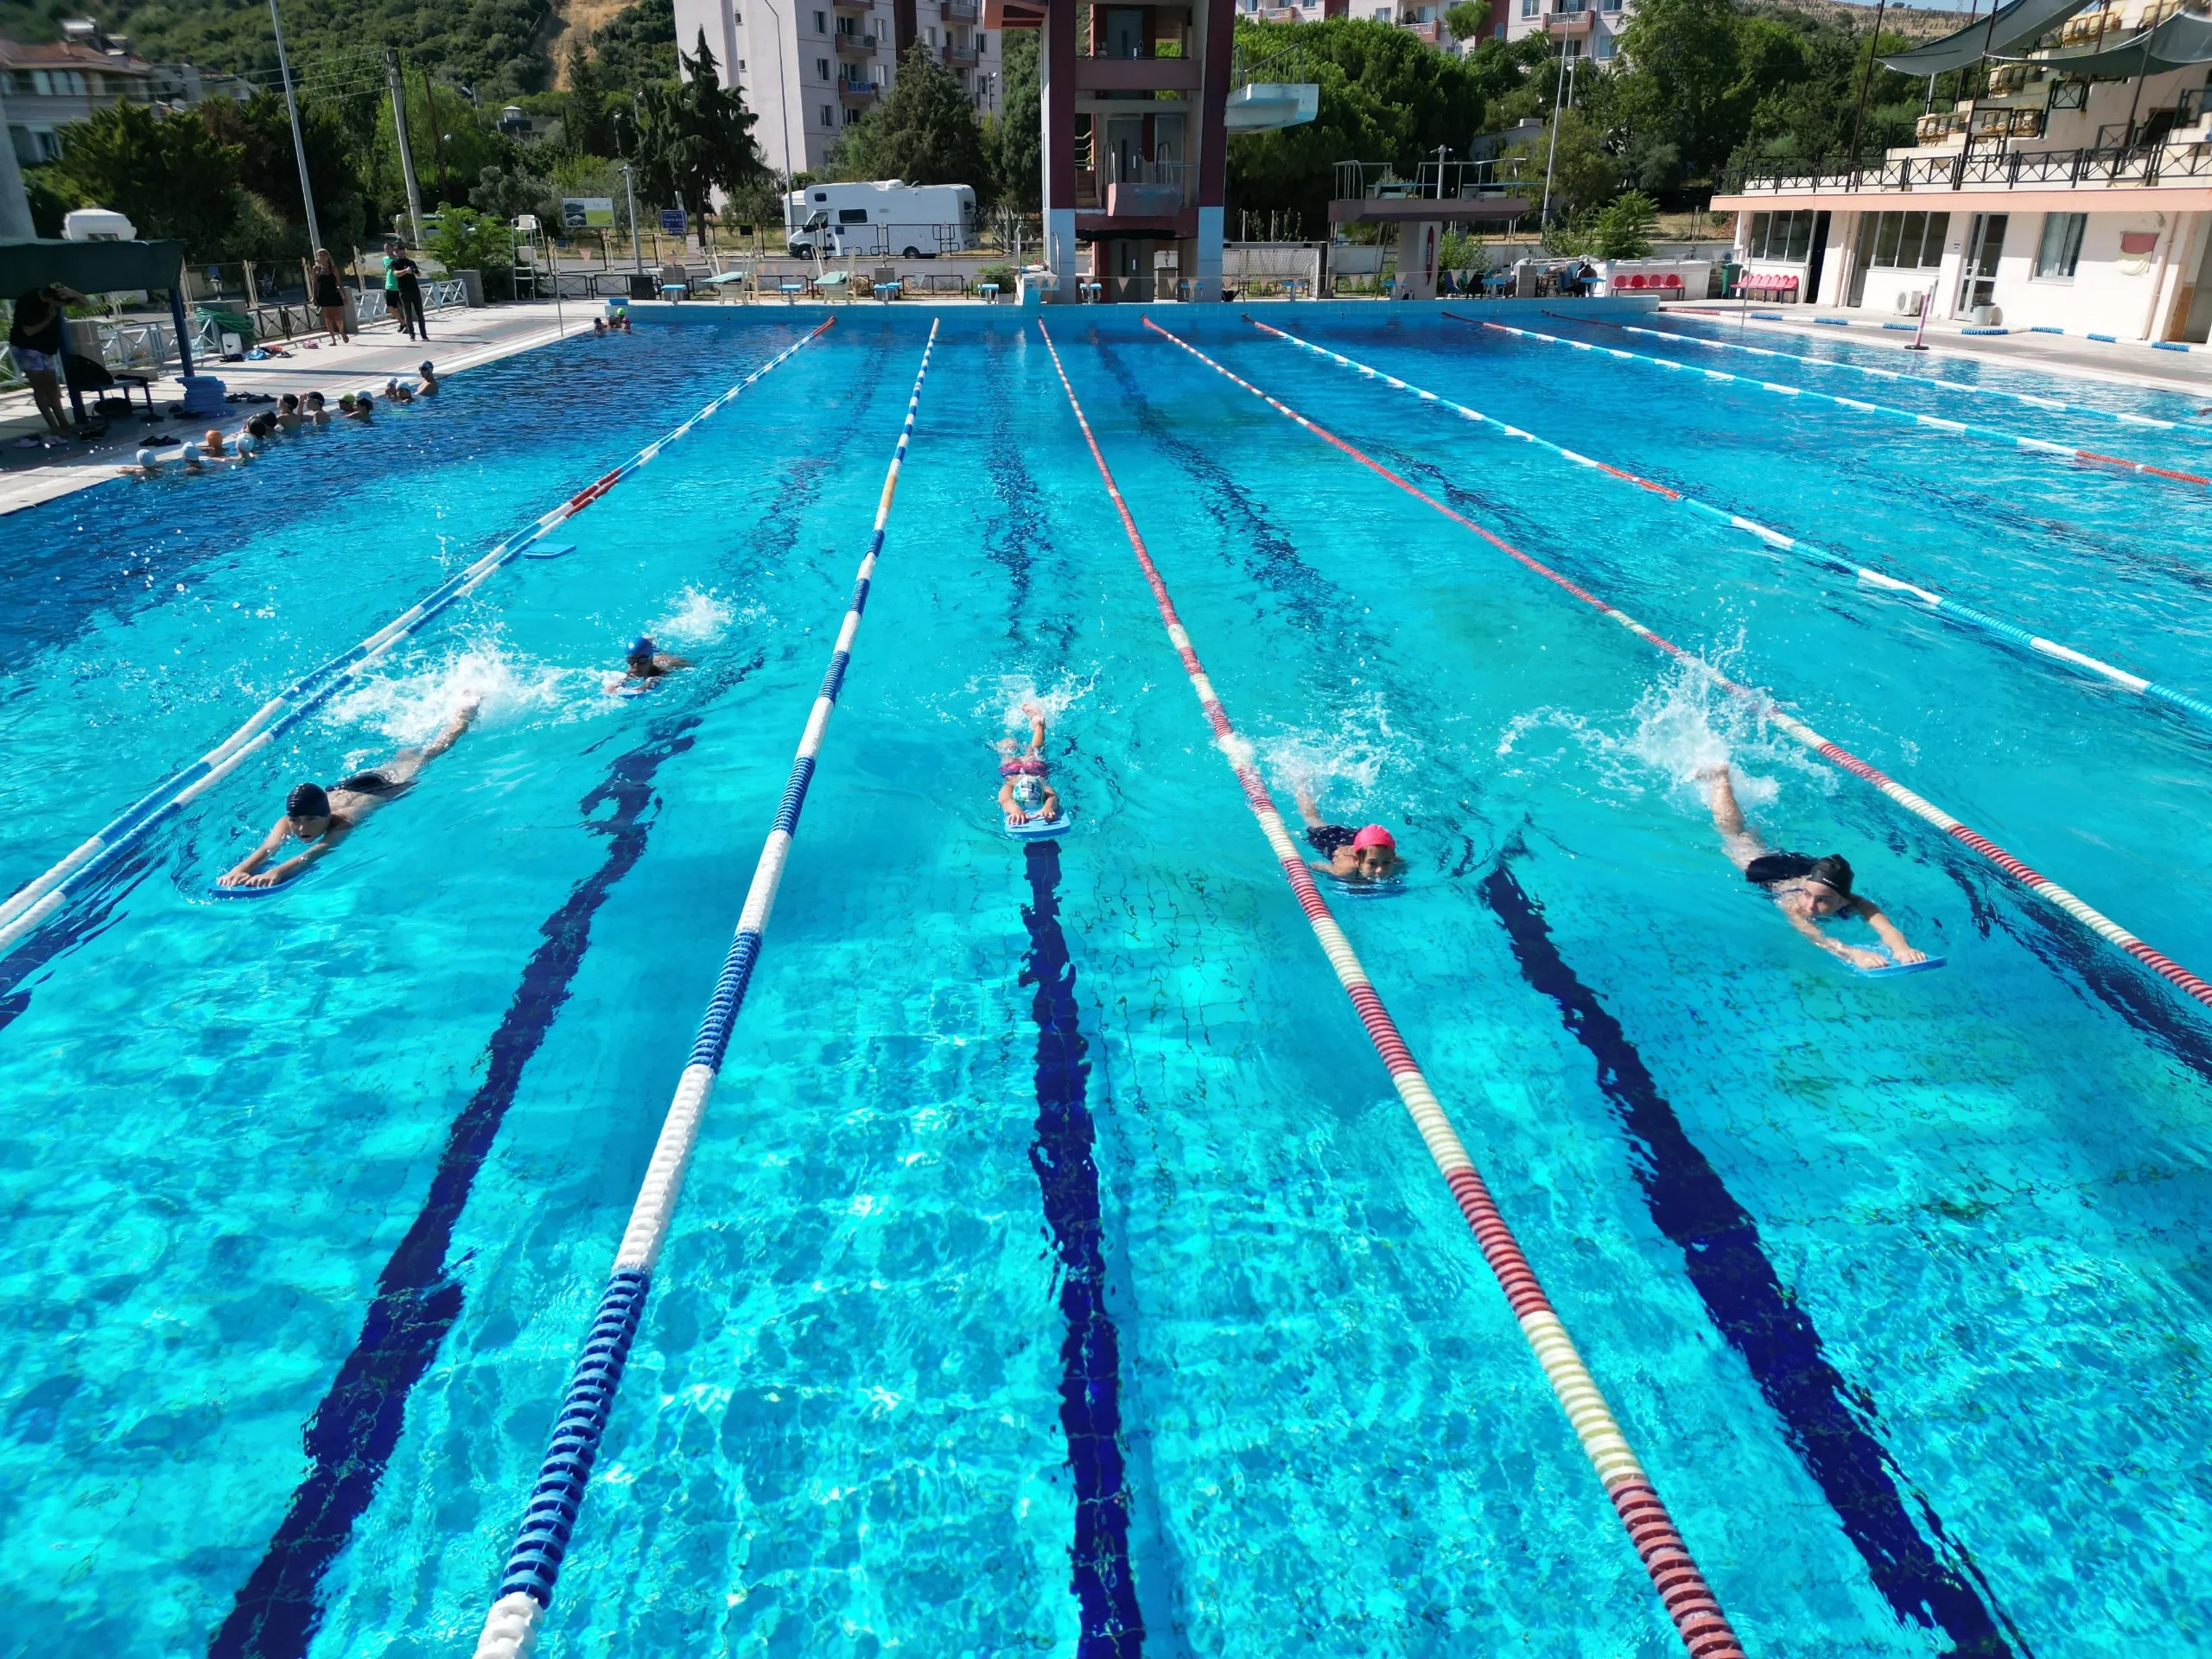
[
  {"xmin": 389, "ymin": 244, "xmax": 428, "ymax": 340},
  {"xmin": 9, "ymin": 282, "xmax": 84, "ymax": 437}
]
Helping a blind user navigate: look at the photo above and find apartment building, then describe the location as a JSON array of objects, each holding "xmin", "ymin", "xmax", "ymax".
[
  {"xmin": 3, "ymin": 20, "xmax": 251, "ymax": 166},
  {"xmin": 675, "ymin": 0, "xmax": 1005, "ymax": 180},
  {"xmin": 1713, "ymin": 0, "xmax": 2212, "ymax": 340}
]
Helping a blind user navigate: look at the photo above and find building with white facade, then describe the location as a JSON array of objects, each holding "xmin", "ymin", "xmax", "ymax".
[
  {"xmin": 3, "ymin": 21, "xmax": 251, "ymax": 166},
  {"xmin": 674, "ymin": 0, "xmax": 1005, "ymax": 181},
  {"xmin": 1713, "ymin": 0, "xmax": 2212, "ymax": 340}
]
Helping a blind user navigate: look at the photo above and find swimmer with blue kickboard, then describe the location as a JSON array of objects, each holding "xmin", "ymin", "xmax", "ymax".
[
  {"xmin": 998, "ymin": 703, "xmax": 1071, "ymax": 840},
  {"xmin": 1702, "ymin": 765, "xmax": 1942, "ymax": 977},
  {"xmin": 213, "ymin": 693, "xmax": 480, "ymax": 893},
  {"xmin": 605, "ymin": 635, "xmax": 691, "ymax": 697}
]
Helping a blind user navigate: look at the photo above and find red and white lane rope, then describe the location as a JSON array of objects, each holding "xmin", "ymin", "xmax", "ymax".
[
  {"xmin": 1465, "ymin": 315, "xmax": 2212, "ymax": 489},
  {"xmin": 1245, "ymin": 315, "xmax": 2212, "ymax": 729},
  {"xmin": 1145, "ymin": 315, "xmax": 2212, "ymax": 1014},
  {"xmin": 1035, "ymin": 319, "xmax": 1751, "ymax": 1659}
]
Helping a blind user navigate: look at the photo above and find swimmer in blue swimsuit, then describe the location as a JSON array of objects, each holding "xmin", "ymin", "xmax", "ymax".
[
  {"xmin": 1702, "ymin": 765, "xmax": 1925, "ymax": 969},
  {"xmin": 218, "ymin": 695, "xmax": 480, "ymax": 888},
  {"xmin": 997, "ymin": 704, "xmax": 1061, "ymax": 826}
]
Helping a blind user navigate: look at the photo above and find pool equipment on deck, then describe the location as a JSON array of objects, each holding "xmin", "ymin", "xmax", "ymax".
[
  {"xmin": 1249, "ymin": 317, "xmax": 2212, "ymax": 730},
  {"xmin": 471, "ymin": 321, "xmax": 939, "ymax": 1659},
  {"xmin": 1039, "ymin": 319, "xmax": 1751, "ymax": 1659},
  {"xmin": 1548, "ymin": 311, "xmax": 2201, "ymax": 437},
  {"xmin": 1148, "ymin": 315, "xmax": 2212, "ymax": 1016},
  {"xmin": 1468, "ymin": 317, "xmax": 2212, "ymax": 489},
  {"xmin": 0, "ymin": 321, "xmax": 836, "ymax": 964}
]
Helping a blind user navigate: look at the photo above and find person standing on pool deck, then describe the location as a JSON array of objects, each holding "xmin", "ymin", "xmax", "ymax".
[
  {"xmin": 388, "ymin": 243, "xmax": 428, "ymax": 341},
  {"xmin": 1293, "ymin": 781, "xmax": 1403, "ymax": 881},
  {"xmin": 1701, "ymin": 765, "xmax": 1926, "ymax": 969},
  {"xmin": 311, "ymin": 248, "xmax": 351, "ymax": 345},
  {"xmin": 9, "ymin": 282, "xmax": 83, "ymax": 439},
  {"xmin": 997, "ymin": 703, "xmax": 1062, "ymax": 827},
  {"xmin": 218, "ymin": 696, "xmax": 480, "ymax": 889}
]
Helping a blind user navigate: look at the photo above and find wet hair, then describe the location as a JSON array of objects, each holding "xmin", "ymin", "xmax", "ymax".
[
  {"xmin": 1746, "ymin": 851, "xmax": 1854, "ymax": 899},
  {"xmin": 279, "ymin": 393, "xmax": 298, "ymax": 410},
  {"xmin": 286, "ymin": 782, "xmax": 331, "ymax": 820},
  {"xmin": 305, "ymin": 391, "xmax": 325, "ymax": 408},
  {"xmin": 248, "ymin": 413, "xmax": 276, "ymax": 436}
]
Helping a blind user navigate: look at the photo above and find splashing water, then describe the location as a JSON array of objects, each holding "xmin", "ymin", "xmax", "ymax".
[
  {"xmin": 327, "ymin": 638, "xmax": 595, "ymax": 752},
  {"xmin": 650, "ymin": 588, "xmax": 737, "ymax": 646}
]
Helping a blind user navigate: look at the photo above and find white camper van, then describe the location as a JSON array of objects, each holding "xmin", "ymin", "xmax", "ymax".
[{"xmin": 785, "ymin": 181, "xmax": 978, "ymax": 259}]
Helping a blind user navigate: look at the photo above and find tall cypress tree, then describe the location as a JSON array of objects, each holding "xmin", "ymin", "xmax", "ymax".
[{"xmin": 636, "ymin": 30, "xmax": 767, "ymax": 238}]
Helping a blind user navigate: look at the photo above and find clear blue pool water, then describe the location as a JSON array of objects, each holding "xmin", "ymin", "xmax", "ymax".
[{"xmin": 3, "ymin": 305, "xmax": 2210, "ymax": 1659}]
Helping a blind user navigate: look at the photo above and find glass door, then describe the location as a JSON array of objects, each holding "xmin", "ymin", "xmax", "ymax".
[{"xmin": 1958, "ymin": 213, "xmax": 2007, "ymax": 315}]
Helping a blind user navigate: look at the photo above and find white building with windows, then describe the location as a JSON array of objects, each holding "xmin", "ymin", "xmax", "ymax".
[
  {"xmin": 674, "ymin": 0, "xmax": 1004, "ymax": 181},
  {"xmin": 1714, "ymin": 0, "xmax": 2212, "ymax": 340},
  {"xmin": 1487, "ymin": 0, "xmax": 1627, "ymax": 60},
  {"xmin": 2, "ymin": 21, "xmax": 250, "ymax": 167}
]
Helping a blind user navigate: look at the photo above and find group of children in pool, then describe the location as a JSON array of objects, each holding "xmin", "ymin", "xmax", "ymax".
[
  {"xmin": 119, "ymin": 361, "xmax": 442, "ymax": 480},
  {"xmin": 218, "ymin": 667, "xmax": 1928, "ymax": 967}
]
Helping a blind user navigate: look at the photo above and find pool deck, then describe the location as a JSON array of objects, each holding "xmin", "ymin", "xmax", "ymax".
[
  {"xmin": 1658, "ymin": 298, "xmax": 2212, "ymax": 401},
  {"xmin": 0, "ymin": 302, "xmax": 598, "ymax": 518}
]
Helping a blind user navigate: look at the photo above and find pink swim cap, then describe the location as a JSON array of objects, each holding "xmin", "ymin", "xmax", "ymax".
[{"xmin": 1351, "ymin": 824, "xmax": 1395, "ymax": 852}]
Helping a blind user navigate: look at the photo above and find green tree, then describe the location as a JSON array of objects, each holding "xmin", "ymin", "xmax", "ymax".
[
  {"xmin": 592, "ymin": 0, "xmax": 682, "ymax": 92},
  {"xmin": 469, "ymin": 162, "xmax": 558, "ymax": 224},
  {"xmin": 563, "ymin": 40, "xmax": 620, "ymax": 157},
  {"xmin": 1504, "ymin": 106, "xmax": 1617, "ymax": 226},
  {"xmin": 201, "ymin": 89, "xmax": 370, "ymax": 251},
  {"xmin": 987, "ymin": 29, "xmax": 1041, "ymax": 213},
  {"xmin": 1444, "ymin": 1, "xmax": 1489, "ymax": 41},
  {"xmin": 1586, "ymin": 188, "xmax": 1658, "ymax": 256},
  {"xmin": 40, "ymin": 99, "xmax": 245, "ymax": 245},
  {"xmin": 427, "ymin": 205, "xmax": 515, "ymax": 275},
  {"xmin": 635, "ymin": 31, "xmax": 766, "ymax": 237},
  {"xmin": 1225, "ymin": 18, "xmax": 1489, "ymax": 233},
  {"xmin": 836, "ymin": 41, "xmax": 990, "ymax": 194},
  {"xmin": 1611, "ymin": 0, "xmax": 1752, "ymax": 179}
]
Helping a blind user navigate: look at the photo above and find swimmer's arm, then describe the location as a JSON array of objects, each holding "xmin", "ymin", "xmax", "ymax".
[
  {"xmin": 1000, "ymin": 778, "xmax": 1027, "ymax": 823},
  {"xmin": 1783, "ymin": 906, "xmax": 1887, "ymax": 969},
  {"xmin": 656, "ymin": 653, "xmax": 692, "ymax": 671},
  {"xmin": 1853, "ymin": 898, "xmax": 1927, "ymax": 964},
  {"xmin": 219, "ymin": 818, "xmax": 291, "ymax": 885},
  {"xmin": 1039, "ymin": 784, "xmax": 1060, "ymax": 823}
]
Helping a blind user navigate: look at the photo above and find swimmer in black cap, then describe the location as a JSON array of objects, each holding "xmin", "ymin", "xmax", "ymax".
[
  {"xmin": 616, "ymin": 635, "xmax": 690, "ymax": 685},
  {"xmin": 1703, "ymin": 765, "xmax": 1925, "ymax": 969},
  {"xmin": 217, "ymin": 694, "xmax": 480, "ymax": 888}
]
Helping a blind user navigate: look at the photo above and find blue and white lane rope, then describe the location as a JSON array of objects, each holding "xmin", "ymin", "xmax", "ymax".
[
  {"xmin": 1546, "ymin": 309, "xmax": 2197, "ymax": 436},
  {"xmin": 470, "ymin": 318, "xmax": 938, "ymax": 1659},
  {"xmin": 0, "ymin": 320, "xmax": 835, "ymax": 960},
  {"xmin": 1249, "ymin": 317, "xmax": 2212, "ymax": 728},
  {"xmin": 1461, "ymin": 315, "xmax": 2212, "ymax": 489}
]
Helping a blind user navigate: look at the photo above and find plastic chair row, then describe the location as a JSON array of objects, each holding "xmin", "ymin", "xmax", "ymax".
[
  {"xmin": 1614, "ymin": 272, "xmax": 1687, "ymax": 292},
  {"xmin": 1737, "ymin": 272, "xmax": 1802, "ymax": 300}
]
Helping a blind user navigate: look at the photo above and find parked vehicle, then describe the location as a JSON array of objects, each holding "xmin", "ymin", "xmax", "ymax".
[{"xmin": 784, "ymin": 181, "xmax": 978, "ymax": 259}]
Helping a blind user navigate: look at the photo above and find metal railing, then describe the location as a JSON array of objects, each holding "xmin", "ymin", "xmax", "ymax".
[
  {"xmin": 1724, "ymin": 139, "xmax": 2212, "ymax": 195},
  {"xmin": 1332, "ymin": 157, "xmax": 1529, "ymax": 201}
]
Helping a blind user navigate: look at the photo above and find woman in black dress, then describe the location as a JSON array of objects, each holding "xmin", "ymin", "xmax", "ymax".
[{"xmin": 311, "ymin": 248, "xmax": 350, "ymax": 344}]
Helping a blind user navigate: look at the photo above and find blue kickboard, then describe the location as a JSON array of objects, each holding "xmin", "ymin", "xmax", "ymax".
[
  {"xmin": 206, "ymin": 869, "xmax": 315, "ymax": 899},
  {"xmin": 521, "ymin": 542, "xmax": 578, "ymax": 560},
  {"xmin": 1006, "ymin": 814, "xmax": 1071, "ymax": 841},
  {"xmin": 1853, "ymin": 952, "xmax": 1946, "ymax": 979}
]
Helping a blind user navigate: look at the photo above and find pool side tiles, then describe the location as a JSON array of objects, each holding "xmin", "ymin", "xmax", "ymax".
[{"xmin": 1039, "ymin": 317, "xmax": 1751, "ymax": 1659}]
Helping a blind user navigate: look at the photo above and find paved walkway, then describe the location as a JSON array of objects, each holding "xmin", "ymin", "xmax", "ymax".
[
  {"xmin": 1658, "ymin": 298, "xmax": 2212, "ymax": 402},
  {"xmin": 0, "ymin": 302, "xmax": 597, "ymax": 518}
]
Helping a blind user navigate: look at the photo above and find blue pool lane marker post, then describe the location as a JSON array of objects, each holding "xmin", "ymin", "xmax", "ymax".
[
  {"xmin": 1465, "ymin": 315, "xmax": 2212, "ymax": 489},
  {"xmin": 1479, "ymin": 857, "xmax": 2025, "ymax": 1659},
  {"xmin": 1247, "ymin": 317, "xmax": 2212, "ymax": 730},
  {"xmin": 471, "ymin": 319, "xmax": 939, "ymax": 1659},
  {"xmin": 1148, "ymin": 315, "xmax": 2212, "ymax": 1020},
  {"xmin": 0, "ymin": 319, "xmax": 836, "ymax": 965},
  {"xmin": 1019, "ymin": 839, "xmax": 1146, "ymax": 1657}
]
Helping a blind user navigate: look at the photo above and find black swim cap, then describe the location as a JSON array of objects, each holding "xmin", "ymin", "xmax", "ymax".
[
  {"xmin": 1746, "ymin": 851, "xmax": 1853, "ymax": 896},
  {"xmin": 287, "ymin": 783, "xmax": 331, "ymax": 819}
]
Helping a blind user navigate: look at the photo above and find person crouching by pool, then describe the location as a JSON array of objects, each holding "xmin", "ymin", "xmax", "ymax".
[
  {"xmin": 218, "ymin": 696, "xmax": 480, "ymax": 889},
  {"xmin": 614, "ymin": 635, "xmax": 691, "ymax": 689},
  {"xmin": 1702, "ymin": 765, "xmax": 1924, "ymax": 969},
  {"xmin": 997, "ymin": 702, "xmax": 1061, "ymax": 826},
  {"xmin": 1294, "ymin": 781, "xmax": 1402, "ymax": 881}
]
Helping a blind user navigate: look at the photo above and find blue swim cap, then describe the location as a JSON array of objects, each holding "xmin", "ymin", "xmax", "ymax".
[{"xmin": 628, "ymin": 636, "xmax": 655, "ymax": 657}]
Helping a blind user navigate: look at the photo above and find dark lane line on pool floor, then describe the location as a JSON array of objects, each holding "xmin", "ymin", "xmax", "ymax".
[
  {"xmin": 1478, "ymin": 854, "xmax": 2024, "ymax": 1659},
  {"xmin": 1020, "ymin": 840, "xmax": 1146, "ymax": 1658},
  {"xmin": 207, "ymin": 659, "xmax": 760, "ymax": 1659}
]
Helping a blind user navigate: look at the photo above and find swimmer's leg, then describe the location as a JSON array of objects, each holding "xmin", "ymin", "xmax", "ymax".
[
  {"xmin": 1701, "ymin": 765, "xmax": 1764, "ymax": 874},
  {"xmin": 1292, "ymin": 780, "xmax": 1328, "ymax": 830},
  {"xmin": 383, "ymin": 696, "xmax": 480, "ymax": 785}
]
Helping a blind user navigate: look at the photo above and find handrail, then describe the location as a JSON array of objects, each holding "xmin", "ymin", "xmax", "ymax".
[{"xmin": 1724, "ymin": 138, "xmax": 2212, "ymax": 194}]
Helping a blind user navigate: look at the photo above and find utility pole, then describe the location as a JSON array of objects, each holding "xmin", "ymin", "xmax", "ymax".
[
  {"xmin": 420, "ymin": 63, "xmax": 451, "ymax": 205},
  {"xmin": 270, "ymin": 0, "xmax": 323, "ymax": 255},
  {"xmin": 759, "ymin": 0, "xmax": 798, "ymax": 193},
  {"xmin": 1537, "ymin": 48, "xmax": 1573, "ymax": 244},
  {"xmin": 621, "ymin": 162, "xmax": 644, "ymax": 274},
  {"xmin": 1845, "ymin": 0, "xmax": 1889, "ymax": 173},
  {"xmin": 385, "ymin": 47, "xmax": 424, "ymax": 244}
]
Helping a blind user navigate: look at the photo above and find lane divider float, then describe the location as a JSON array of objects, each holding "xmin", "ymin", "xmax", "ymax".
[
  {"xmin": 1248, "ymin": 316, "xmax": 2212, "ymax": 728},
  {"xmin": 1039, "ymin": 318, "xmax": 1751, "ymax": 1659},
  {"xmin": 1146, "ymin": 315, "xmax": 2212, "ymax": 1014},
  {"xmin": 0, "ymin": 320, "xmax": 836, "ymax": 962},
  {"xmin": 470, "ymin": 319, "xmax": 938, "ymax": 1659},
  {"xmin": 1457, "ymin": 315, "xmax": 2212, "ymax": 489},
  {"xmin": 1543, "ymin": 309, "xmax": 2194, "ymax": 436}
]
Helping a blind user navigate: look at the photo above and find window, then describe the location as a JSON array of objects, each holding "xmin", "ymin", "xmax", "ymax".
[
  {"xmin": 838, "ymin": 207, "xmax": 869, "ymax": 224},
  {"xmin": 2035, "ymin": 212, "xmax": 2086, "ymax": 279},
  {"xmin": 979, "ymin": 31, "xmax": 989, "ymax": 49},
  {"xmin": 1745, "ymin": 210, "xmax": 1820, "ymax": 262},
  {"xmin": 1561, "ymin": 35, "xmax": 1581, "ymax": 55},
  {"xmin": 1593, "ymin": 31, "xmax": 1614, "ymax": 56},
  {"xmin": 1521, "ymin": 0, "xmax": 1538, "ymax": 16},
  {"xmin": 843, "ymin": 105, "xmax": 862, "ymax": 124},
  {"xmin": 733, "ymin": 8, "xmax": 741, "ymax": 19},
  {"xmin": 813, "ymin": 9, "xmax": 828, "ymax": 29},
  {"xmin": 816, "ymin": 56, "xmax": 831, "ymax": 78},
  {"xmin": 820, "ymin": 103, "xmax": 834, "ymax": 126},
  {"xmin": 1857, "ymin": 210, "xmax": 1949, "ymax": 270}
]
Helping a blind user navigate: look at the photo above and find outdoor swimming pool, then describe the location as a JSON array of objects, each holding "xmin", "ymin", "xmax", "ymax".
[{"xmin": 3, "ymin": 302, "xmax": 2209, "ymax": 1659}]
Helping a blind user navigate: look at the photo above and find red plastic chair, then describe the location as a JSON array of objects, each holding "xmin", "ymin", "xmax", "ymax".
[{"xmin": 1662, "ymin": 274, "xmax": 1683, "ymax": 291}]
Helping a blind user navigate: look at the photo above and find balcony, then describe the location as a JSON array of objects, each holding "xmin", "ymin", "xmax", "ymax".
[
  {"xmin": 837, "ymin": 78, "xmax": 880, "ymax": 105},
  {"xmin": 1329, "ymin": 157, "xmax": 1533, "ymax": 223},
  {"xmin": 942, "ymin": 0, "xmax": 978, "ymax": 18},
  {"xmin": 836, "ymin": 30, "xmax": 880, "ymax": 57},
  {"xmin": 832, "ymin": 0, "xmax": 872, "ymax": 11},
  {"xmin": 1720, "ymin": 137, "xmax": 2212, "ymax": 199},
  {"xmin": 943, "ymin": 38, "xmax": 978, "ymax": 65},
  {"xmin": 1073, "ymin": 54, "xmax": 1202, "ymax": 92}
]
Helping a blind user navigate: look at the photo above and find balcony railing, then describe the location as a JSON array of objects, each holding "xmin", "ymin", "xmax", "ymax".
[
  {"xmin": 943, "ymin": 39, "xmax": 978, "ymax": 64},
  {"xmin": 1332, "ymin": 157, "xmax": 1529, "ymax": 202},
  {"xmin": 836, "ymin": 30, "xmax": 880, "ymax": 56},
  {"xmin": 837, "ymin": 78, "xmax": 880, "ymax": 104},
  {"xmin": 1722, "ymin": 139, "xmax": 2212, "ymax": 195},
  {"xmin": 942, "ymin": 0, "xmax": 979, "ymax": 18}
]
